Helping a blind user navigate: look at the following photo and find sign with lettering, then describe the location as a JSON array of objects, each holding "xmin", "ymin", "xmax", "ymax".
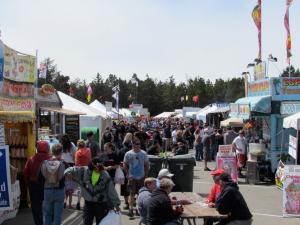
[
  {"xmin": 248, "ymin": 79, "xmax": 271, "ymax": 97},
  {"xmin": 0, "ymin": 145, "xmax": 12, "ymax": 210},
  {"xmin": 272, "ymin": 78, "xmax": 300, "ymax": 101},
  {"xmin": 283, "ymin": 165, "xmax": 300, "ymax": 217},
  {"xmin": 218, "ymin": 145, "xmax": 232, "ymax": 156},
  {"xmin": 217, "ymin": 154, "xmax": 238, "ymax": 182},
  {"xmin": 288, "ymin": 135, "xmax": 298, "ymax": 160},
  {"xmin": 0, "ymin": 96, "xmax": 35, "ymax": 111},
  {"xmin": 254, "ymin": 62, "xmax": 266, "ymax": 80},
  {"xmin": 281, "ymin": 102, "xmax": 300, "ymax": 115}
]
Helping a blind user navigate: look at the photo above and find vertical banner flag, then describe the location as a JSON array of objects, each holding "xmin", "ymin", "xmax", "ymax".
[
  {"xmin": 252, "ymin": 0, "xmax": 262, "ymax": 60},
  {"xmin": 284, "ymin": 0, "xmax": 293, "ymax": 64},
  {"xmin": 39, "ymin": 63, "xmax": 46, "ymax": 78},
  {"xmin": 192, "ymin": 95, "xmax": 199, "ymax": 102},
  {"xmin": 112, "ymin": 85, "xmax": 120, "ymax": 112},
  {"xmin": 180, "ymin": 96, "xmax": 184, "ymax": 102},
  {"xmin": 87, "ymin": 85, "xmax": 92, "ymax": 103},
  {"xmin": 185, "ymin": 95, "xmax": 189, "ymax": 101}
]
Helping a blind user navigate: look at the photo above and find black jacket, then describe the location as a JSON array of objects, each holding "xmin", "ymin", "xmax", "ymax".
[
  {"xmin": 216, "ymin": 182, "xmax": 252, "ymax": 224},
  {"xmin": 147, "ymin": 189, "xmax": 178, "ymax": 225}
]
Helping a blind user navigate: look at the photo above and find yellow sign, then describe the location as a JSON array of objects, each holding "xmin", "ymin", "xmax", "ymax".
[{"xmin": 3, "ymin": 45, "xmax": 36, "ymax": 83}]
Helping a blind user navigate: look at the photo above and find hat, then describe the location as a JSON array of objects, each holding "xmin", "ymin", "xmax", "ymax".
[
  {"xmin": 210, "ymin": 169, "xmax": 224, "ymax": 176},
  {"xmin": 219, "ymin": 173, "xmax": 232, "ymax": 182},
  {"xmin": 37, "ymin": 141, "xmax": 50, "ymax": 153},
  {"xmin": 158, "ymin": 169, "xmax": 174, "ymax": 178}
]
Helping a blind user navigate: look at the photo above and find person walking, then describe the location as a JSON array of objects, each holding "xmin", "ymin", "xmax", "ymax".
[
  {"xmin": 64, "ymin": 157, "xmax": 121, "ymax": 225},
  {"xmin": 85, "ymin": 131, "xmax": 101, "ymax": 158},
  {"xmin": 202, "ymin": 130, "xmax": 212, "ymax": 171},
  {"xmin": 41, "ymin": 144, "xmax": 66, "ymax": 225},
  {"xmin": 223, "ymin": 127, "xmax": 238, "ymax": 145},
  {"xmin": 232, "ymin": 130, "xmax": 248, "ymax": 178},
  {"xmin": 74, "ymin": 139, "xmax": 92, "ymax": 210},
  {"xmin": 24, "ymin": 141, "xmax": 51, "ymax": 225},
  {"xmin": 101, "ymin": 142, "xmax": 120, "ymax": 183},
  {"xmin": 216, "ymin": 173, "xmax": 253, "ymax": 225},
  {"xmin": 194, "ymin": 128, "xmax": 203, "ymax": 161},
  {"xmin": 124, "ymin": 137, "xmax": 149, "ymax": 217}
]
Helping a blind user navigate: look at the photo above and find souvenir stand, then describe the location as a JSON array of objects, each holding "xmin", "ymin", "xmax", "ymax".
[{"xmin": 0, "ymin": 41, "xmax": 36, "ymax": 223}]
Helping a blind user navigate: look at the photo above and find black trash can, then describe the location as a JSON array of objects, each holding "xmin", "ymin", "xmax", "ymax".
[
  {"xmin": 167, "ymin": 155, "xmax": 196, "ymax": 192},
  {"xmin": 148, "ymin": 156, "xmax": 164, "ymax": 178}
]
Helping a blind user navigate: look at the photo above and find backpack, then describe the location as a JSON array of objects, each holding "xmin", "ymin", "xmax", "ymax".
[{"xmin": 42, "ymin": 160, "xmax": 64, "ymax": 187}]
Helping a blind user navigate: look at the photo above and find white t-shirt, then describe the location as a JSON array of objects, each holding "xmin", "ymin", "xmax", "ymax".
[
  {"xmin": 232, "ymin": 136, "xmax": 247, "ymax": 154},
  {"xmin": 61, "ymin": 142, "xmax": 76, "ymax": 164},
  {"xmin": 172, "ymin": 130, "xmax": 177, "ymax": 143}
]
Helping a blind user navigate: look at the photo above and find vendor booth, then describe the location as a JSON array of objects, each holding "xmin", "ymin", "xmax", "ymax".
[
  {"xmin": 196, "ymin": 103, "xmax": 228, "ymax": 124},
  {"xmin": 57, "ymin": 91, "xmax": 109, "ymax": 145},
  {"xmin": 206, "ymin": 104, "xmax": 230, "ymax": 127},
  {"xmin": 0, "ymin": 41, "xmax": 36, "ymax": 221},
  {"xmin": 230, "ymin": 77, "xmax": 300, "ymax": 183}
]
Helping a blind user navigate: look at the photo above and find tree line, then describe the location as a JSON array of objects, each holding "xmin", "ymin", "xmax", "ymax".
[{"xmin": 40, "ymin": 58, "xmax": 300, "ymax": 116}]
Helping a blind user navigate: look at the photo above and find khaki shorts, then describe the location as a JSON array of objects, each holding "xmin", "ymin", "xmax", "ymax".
[
  {"xmin": 203, "ymin": 147, "xmax": 210, "ymax": 161},
  {"xmin": 127, "ymin": 178, "xmax": 144, "ymax": 195}
]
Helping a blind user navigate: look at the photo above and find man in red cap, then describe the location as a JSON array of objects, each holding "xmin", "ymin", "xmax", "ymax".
[
  {"xmin": 24, "ymin": 141, "xmax": 51, "ymax": 225},
  {"xmin": 206, "ymin": 169, "xmax": 225, "ymax": 207}
]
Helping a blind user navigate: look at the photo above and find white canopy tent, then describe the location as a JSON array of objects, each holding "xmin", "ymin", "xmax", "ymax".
[
  {"xmin": 57, "ymin": 91, "xmax": 109, "ymax": 144},
  {"xmin": 154, "ymin": 112, "xmax": 176, "ymax": 119},
  {"xmin": 283, "ymin": 112, "xmax": 300, "ymax": 130},
  {"xmin": 220, "ymin": 117, "xmax": 244, "ymax": 128},
  {"xmin": 196, "ymin": 105, "xmax": 218, "ymax": 122}
]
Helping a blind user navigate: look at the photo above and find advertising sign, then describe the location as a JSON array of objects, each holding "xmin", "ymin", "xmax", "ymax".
[
  {"xmin": 288, "ymin": 135, "xmax": 298, "ymax": 160},
  {"xmin": 248, "ymin": 79, "xmax": 271, "ymax": 97},
  {"xmin": 283, "ymin": 165, "xmax": 300, "ymax": 217},
  {"xmin": 3, "ymin": 46, "xmax": 36, "ymax": 83},
  {"xmin": 218, "ymin": 145, "xmax": 232, "ymax": 156},
  {"xmin": 253, "ymin": 62, "xmax": 266, "ymax": 80},
  {"xmin": 281, "ymin": 102, "xmax": 300, "ymax": 115},
  {"xmin": 217, "ymin": 154, "xmax": 238, "ymax": 182},
  {"xmin": 0, "ymin": 96, "xmax": 35, "ymax": 111},
  {"xmin": 0, "ymin": 146, "xmax": 12, "ymax": 210},
  {"xmin": 272, "ymin": 78, "xmax": 300, "ymax": 101}
]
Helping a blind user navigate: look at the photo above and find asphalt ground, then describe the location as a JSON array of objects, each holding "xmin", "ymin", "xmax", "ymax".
[{"xmin": 2, "ymin": 160, "xmax": 300, "ymax": 225}]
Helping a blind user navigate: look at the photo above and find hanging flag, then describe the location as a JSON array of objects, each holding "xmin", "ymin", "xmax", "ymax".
[
  {"xmin": 284, "ymin": 0, "xmax": 293, "ymax": 64},
  {"xmin": 112, "ymin": 92, "xmax": 117, "ymax": 100},
  {"xmin": 180, "ymin": 96, "xmax": 184, "ymax": 102},
  {"xmin": 192, "ymin": 95, "xmax": 199, "ymax": 102},
  {"xmin": 39, "ymin": 63, "xmax": 47, "ymax": 78},
  {"xmin": 185, "ymin": 95, "xmax": 189, "ymax": 101},
  {"xmin": 87, "ymin": 85, "xmax": 92, "ymax": 103},
  {"xmin": 252, "ymin": 0, "xmax": 262, "ymax": 60}
]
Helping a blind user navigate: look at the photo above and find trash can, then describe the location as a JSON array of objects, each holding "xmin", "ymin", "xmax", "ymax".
[
  {"xmin": 148, "ymin": 156, "xmax": 165, "ymax": 178},
  {"xmin": 167, "ymin": 155, "xmax": 196, "ymax": 192}
]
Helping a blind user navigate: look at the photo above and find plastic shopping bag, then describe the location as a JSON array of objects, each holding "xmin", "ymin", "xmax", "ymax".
[
  {"xmin": 99, "ymin": 211, "xmax": 122, "ymax": 225},
  {"xmin": 114, "ymin": 166, "xmax": 125, "ymax": 184}
]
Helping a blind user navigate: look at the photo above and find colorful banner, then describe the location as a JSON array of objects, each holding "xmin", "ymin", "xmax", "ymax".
[
  {"xmin": 218, "ymin": 145, "xmax": 233, "ymax": 156},
  {"xmin": 2, "ymin": 79, "xmax": 34, "ymax": 98},
  {"xmin": 217, "ymin": 154, "xmax": 238, "ymax": 182},
  {"xmin": 0, "ymin": 96, "xmax": 35, "ymax": 111},
  {"xmin": 253, "ymin": 62, "xmax": 266, "ymax": 80},
  {"xmin": 3, "ymin": 45, "xmax": 36, "ymax": 83},
  {"xmin": 271, "ymin": 77, "xmax": 300, "ymax": 101},
  {"xmin": 284, "ymin": 0, "xmax": 293, "ymax": 64},
  {"xmin": 252, "ymin": 0, "xmax": 262, "ymax": 60},
  {"xmin": 0, "ymin": 145, "xmax": 13, "ymax": 210},
  {"xmin": 283, "ymin": 165, "xmax": 300, "ymax": 217},
  {"xmin": 248, "ymin": 79, "xmax": 271, "ymax": 97}
]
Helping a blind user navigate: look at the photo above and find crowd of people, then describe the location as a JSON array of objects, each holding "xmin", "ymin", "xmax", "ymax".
[{"xmin": 23, "ymin": 118, "xmax": 252, "ymax": 225}]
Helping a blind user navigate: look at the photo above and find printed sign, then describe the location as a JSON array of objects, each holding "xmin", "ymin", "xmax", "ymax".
[
  {"xmin": 218, "ymin": 145, "xmax": 232, "ymax": 156},
  {"xmin": 3, "ymin": 46, "xmax": 36, "ymax": 83},
  {"xmin": 0, "ymin": 96, "xmax": 35, "ymax": 111},
  {"xmin": 2, "ymin": 79, "xmax": 34, "ymax": 98},
  {"xmin": 288, "ymin": 135, "xmax": 298, "ymax": 160},
  {"xmin": 65, "ymin": 115, "xmax": 80, "ymax": 145},
  {"xmin": 254, "ymin": 62, "xmax": 266, "ymax": 80},
  {"xmin": 0, "ymin": 146, "xmax": 12, "ymax": 210},
  {"xmin": 283, "ymin": 165, "xmax": 300, "ymax": 217},
  {"xmin": 0, "ymin": 124, "xmax": 4, "ymax": 146},
  {"xmin": 272, "ymin": 78, "xmax": 300, "ymax": 101},
  {"xmin": 248, "ymin": 79, "xmax": 271, "ymax": 97},
  {"xmin": 217, "ymin": 154, "xmax": 238, "ymax": 182}
]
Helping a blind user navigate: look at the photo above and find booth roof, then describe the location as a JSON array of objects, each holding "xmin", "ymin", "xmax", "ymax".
[
  {"xmin": 90, "ymin": 100, "xmax": 107, "ymax": 113},
  {"xmin": 154, "ymin": 112, "xmax": 176, "ymax": 119},
  {"xmin": 57, "ymin": 91, "xmax": 107, "ymax": 118},
  {"xmin": 235, "ymin": 95, "xmax": 271, "ymax": 114},
  {"xmin": 220, "ymin": 117, "xmax": 244, "ymax": 128},
  {"xmin": 40, "ymin": 107, "xmax": 84, "ymax": 115},
  {"xmin": 283, "ymin": 112, "xmax": 300, "ymax": 130}
]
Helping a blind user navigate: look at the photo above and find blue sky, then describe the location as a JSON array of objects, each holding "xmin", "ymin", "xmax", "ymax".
[{"xmin": 0, "ymin": 0, "xmax": 299, "ymax": 83}]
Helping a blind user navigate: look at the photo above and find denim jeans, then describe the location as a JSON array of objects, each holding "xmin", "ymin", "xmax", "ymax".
[
  {"xmin": 43, "ymin": 188, "xmax": 64, "ymax": 225},
  {"xmin": 195, "ymin": 143, "xmax": 203, "ymax": 161}
]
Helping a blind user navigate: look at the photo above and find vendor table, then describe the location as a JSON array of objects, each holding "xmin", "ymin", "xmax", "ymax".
[{"xmin": 170, "ymin": 192, "xmax": 227, "ymax": 225}]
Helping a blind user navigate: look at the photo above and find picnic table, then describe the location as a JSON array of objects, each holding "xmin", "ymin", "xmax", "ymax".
[{"xmin": 170, "ymin": 192, "xmax": 227, "ymax": 225}]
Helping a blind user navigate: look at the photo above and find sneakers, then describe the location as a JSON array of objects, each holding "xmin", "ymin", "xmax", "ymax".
[
  {"xmin": 123, "ymin": 203, "xmax": 129, "ymax": 210},
  {"xmin": 204, "ymin": 167, "xmax": 211, "ymax": 171},
  {"xmin": 76, "ymin": 203, "xmax": 80, "ymax": 210}
]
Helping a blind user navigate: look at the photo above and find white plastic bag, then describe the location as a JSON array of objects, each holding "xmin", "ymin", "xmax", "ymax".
[
  {"xmin": 99, "ymin": 210, "xmax": 122, "ymax": 225},
  {"xmin": 114, "ymin": 166, "xmax": 125, "ymax": 184}
]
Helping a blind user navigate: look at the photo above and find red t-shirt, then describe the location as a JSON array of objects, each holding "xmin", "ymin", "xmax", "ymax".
[{"xmin": 75, "ymin": 147, "xmax": 92, "ymax": 167}]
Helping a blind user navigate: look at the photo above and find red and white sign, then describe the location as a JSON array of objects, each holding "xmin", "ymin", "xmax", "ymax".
[{"xmin": 218, "ymin": 145, "xmax": 233, "ymax": 156}]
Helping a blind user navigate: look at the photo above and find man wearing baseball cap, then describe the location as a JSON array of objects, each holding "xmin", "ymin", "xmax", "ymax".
[{"xmin": 206, "ymin": 169, "xmax": 225, "ymax": 207}]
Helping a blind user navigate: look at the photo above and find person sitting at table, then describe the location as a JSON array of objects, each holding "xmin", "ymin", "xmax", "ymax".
[
  {"xmin": 204, "ymin": 169, "xmax": 224, "ymax": 225},
  {"xmin": 137, "ymin": 177, "xmax": 157, "ymax": 224},
  {"xmin": 206, "ymin": 169, "xmax": 224, "ymax": 207},
  {"xmin": 215, "ymin": 173, "xmax": 252, "ymax": 225},
  {"xmin": 147, "ymin": 178, "xmax": 183, "ymax": 225}
]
